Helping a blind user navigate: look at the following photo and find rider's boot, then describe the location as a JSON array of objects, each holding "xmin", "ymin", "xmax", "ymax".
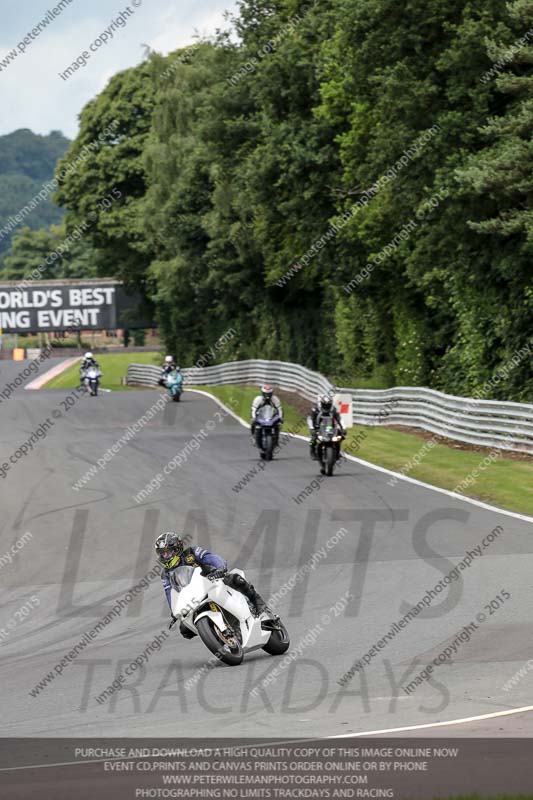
[{"xmin": 250, "ymin": 587, "xmax": 279, "ymax": 620}]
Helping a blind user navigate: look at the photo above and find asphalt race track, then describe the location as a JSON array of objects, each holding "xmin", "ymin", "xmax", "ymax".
[{"xmin": 1, "ymin": 358, "xmax": 533, "ymax": 739}]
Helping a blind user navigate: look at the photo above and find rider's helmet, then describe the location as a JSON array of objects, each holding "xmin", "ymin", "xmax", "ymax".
[
  {"xmin": 261, "ymin": 384, "xmax": 273, "ymax": 402},
  {"xmin": 155, "ymin": 532, "xmax": 185, "ymax": 569},
  {"xmin": 164, "ymin": 356, "xmax": 174, "ymax": 365},
  {"xmin": 319, "ymin": 394, "xmax": 333, "ymax": 413},
  {"xmin": 85, "ymin": 352, "xmax": 93, "ymax": 360}
]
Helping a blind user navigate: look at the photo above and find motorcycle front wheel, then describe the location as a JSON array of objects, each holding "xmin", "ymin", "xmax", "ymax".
[
  {"xmin": 262, "ymin": 621, "xmax": 290, "ymax": 656},
  {"xmin": 325, "ymin": 446, "xmax": 335, "ymax": 476},
  {"xmin": 264, "ymin": 432, "xmax": 274, "ymax": 461},
  {"xmin": 196, "ymin": 617, "xmax": 244, "ymax": 666}
]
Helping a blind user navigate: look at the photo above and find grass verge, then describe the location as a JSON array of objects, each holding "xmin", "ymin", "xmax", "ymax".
[{"xmin": 192, "ymin": 384, "xmax": 533, "ymax": 516}]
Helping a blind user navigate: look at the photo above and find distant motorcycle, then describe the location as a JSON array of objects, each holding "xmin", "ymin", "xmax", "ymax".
[
  {"xmin": 170, "ymin": 565, "xmax": 290, "ymax": 666},
  {"xmin": 316, "ymin": 415, "xmax": 343, "ymax": 476},
  {"xmin": 83, "ymin": 366, "xmax": 102, "ymax": 397},
  {"xmin": 165, "ymin": 370, "xmax": 183, "ymax": 402},
  {"xmin": 254, "ymin": 405, "xmax": 281, "ymax": 461}
]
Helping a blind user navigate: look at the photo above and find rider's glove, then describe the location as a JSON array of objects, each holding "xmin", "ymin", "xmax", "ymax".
[
  {"xmin": 168, "ymin": 614, "xmax": 178, "ymax": 630},
  {"xmin": 206, "ymin": 568, "xmax": 227, "ymax": 582}
]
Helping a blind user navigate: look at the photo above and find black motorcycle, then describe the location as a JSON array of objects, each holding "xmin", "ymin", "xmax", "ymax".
[{"xmin": 316, "ymin": 415, "xmax": 343, "ymax": 476}]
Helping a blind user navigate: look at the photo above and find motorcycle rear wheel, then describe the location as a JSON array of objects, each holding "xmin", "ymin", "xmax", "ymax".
[{"xmin": 196, "ymin": 617, "xmax": 244, "ymax": 666}]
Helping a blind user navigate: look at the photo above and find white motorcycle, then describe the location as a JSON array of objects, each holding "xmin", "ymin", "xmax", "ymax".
[
  {"xmin": 83, "ymin": 366, "xmax": 102, "ymax": 396},
  {"xmin": 170, "ymin": 565, "xmax": 290, "ymax": 666}
]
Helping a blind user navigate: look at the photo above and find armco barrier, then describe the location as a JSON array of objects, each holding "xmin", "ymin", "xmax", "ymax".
[{"xmin": 126, "ymin": 360, "xmax": 533, "ymax": 454}]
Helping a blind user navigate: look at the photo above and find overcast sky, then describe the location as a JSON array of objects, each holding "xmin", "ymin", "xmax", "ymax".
[{"xmin": 0, "ymin": 0, "xmax": 235, "ymax": 139}]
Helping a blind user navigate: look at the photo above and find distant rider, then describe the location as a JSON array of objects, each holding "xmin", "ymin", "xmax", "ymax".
[
  {"xmin": 158, "ymin": 356, "xmax": 180, "ymax": 386},
  {"xmin": 250, "ymin": 384, "xmax": 284, "ymax": 445},
  {"xmin": 308, "ymin": 394, "xmax": 346, "ymax": 461},
  {"xmin": 155, "ymin": 532, "xmax": 273, "ymax": 637},
  {"xmin": 79, "ymin": 351, "xmax": 99, "ymax": 386}
]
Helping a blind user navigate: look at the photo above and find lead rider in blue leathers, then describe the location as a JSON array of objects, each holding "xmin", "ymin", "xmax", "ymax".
[{"xmin": 155, "ymin": 532, "xmax": 272, "ymax": 638}]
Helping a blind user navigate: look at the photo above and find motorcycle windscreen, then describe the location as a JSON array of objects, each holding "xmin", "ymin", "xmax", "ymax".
[
  {"xmin": 171, "ymin": 565, "xmax": 195, "ymax": 591},
  {"xmin": 256, "ymin": 405, "xmax": 275, "ymax": 423},
  {"xmin": 319, "ymin": 415, "xmax": 335, "ymax": 434}
]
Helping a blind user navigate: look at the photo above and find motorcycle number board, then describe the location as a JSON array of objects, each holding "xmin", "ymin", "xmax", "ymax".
[{"xmin": 333, "ymin": 393, "xmax": 353, "ymax": 429}]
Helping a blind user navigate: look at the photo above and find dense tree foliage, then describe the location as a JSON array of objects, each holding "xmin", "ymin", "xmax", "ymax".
[
  {"xmin": 0, "ymin": 129, "xmax": 69, "ymax": 267},
  {"xmin": 3, "ymin": 223, "xmax": 96, "ymax": 282},
  {"xmin": 49, "ymin": 0, "xmax": 533, "ymax": 399}
]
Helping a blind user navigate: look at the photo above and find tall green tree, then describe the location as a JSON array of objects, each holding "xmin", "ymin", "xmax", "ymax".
[
  {"xmin": 456, "ymin": 0, "xmax": 533, "ymax": 399},
  {"xmin": 54, "ymin": 63, "xmax": 156, "ymax": 294},
  {"xmin": 318, "ymin": 0, "xmax": 518, "ymax": 391}
]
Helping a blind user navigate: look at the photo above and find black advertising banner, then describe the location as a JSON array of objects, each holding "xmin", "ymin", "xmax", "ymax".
[
  {"xmin": 1, "ymin": 738, "xmax": 533, "ymax": 800},
  {"xmin": 0, "ymin": 281, "xmax": 149, "ymax": 332}
]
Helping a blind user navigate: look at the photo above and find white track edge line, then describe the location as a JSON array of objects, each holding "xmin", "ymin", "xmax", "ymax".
[{"xmin": 328, "ymin": 703, "xmax": 533, "ymax": 737}]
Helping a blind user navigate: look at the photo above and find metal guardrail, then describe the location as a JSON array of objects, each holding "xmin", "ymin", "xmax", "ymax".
[{"xmin": 127, "ymin": 360, "xmax": 533, "ymax": 454}]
